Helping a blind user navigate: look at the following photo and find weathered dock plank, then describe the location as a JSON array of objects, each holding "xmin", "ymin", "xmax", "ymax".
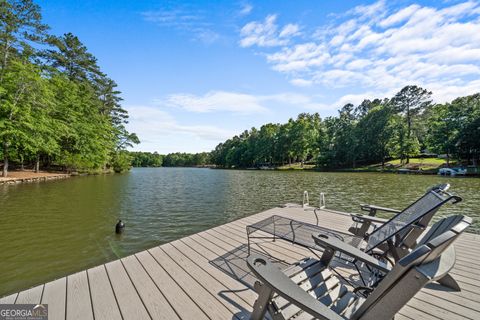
[
  {"xmin": 134, "ymin": 251, "xmax": 206, "ymax": 320},
  {"xmin": 87, "ymin": 265, "xmax": 122, "ymax": 320},
  {"xmin": 66, "ymin": 271, "xmax": 93, "ymax": 320},
  {"xmin": 0, "ymin": 293, "xmax": 17, "ymax": 304},
  {"xmin": 15, "ymin": 284, "xmax": 43, "ymax": 304},
  {"xmin": 41, "ymin": 278, "xmax": 66, "ymax": 320},
  {"xmin": 120, "ymin": 254, "xmax": 179, "ymax": 320},
  {"xmin": 104, "ymin": 260, "xmax": 151, "ymax": 320},
  {"xmin": 2, "ymin": 205, "xmax": 479, "ymax": 319},
  {"xmin": 149, "ymin": 247, "xmax": 240, "ymax": 319}
]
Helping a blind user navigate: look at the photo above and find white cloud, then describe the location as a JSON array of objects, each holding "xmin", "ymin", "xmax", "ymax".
[
  {"xmin": 239, "ymin": 3, "xmax": 253, "ymax": 16},
  {"xmin": 126, "ymin": 106, "xmax": 235, "ymax": 143},
  {"xmin": 429, "ymin": 79, "xmax": 480, "ymax": 102},
  {"xmin": 379, "ymin": 4, "xmax": 420, "ymax": 27},
  {"xmin": 162, "ymin": 91, "xmax": 268, "ymax": 114},
  {"xmin": 195, "ymin": 29, "xmax": 220, "ymax": 44},
  {"xmin": 267, "ymin": 42, "xmax": 330, "ymax": 72},
  {"xmin": 290, "ymin": 78, "xmax": 313, "ymax": 87},
  {"xmin": 349, "ymin": 0, "xmax": 386, "ymax": 19},
  {"xmin": 240, "ymin": 0, "xmax": 480, "ymax": 102},
  {"xmin": 279, "ymin": 24, "xmax": 301, "ymax": 37},
  {"xmin": 154, "ymin": 90, "xmax": 332, "ymax": 114},
  {"xmin": 126, "ymin": 91, "xmax": 338, "ymax": 152},
  {"xmin": 240, "ymin": 14, "xmax": 300, "ymax": 47},
  {"xmin": 142, "ymin": 8, "xmax": 220, "ymax": 44}
]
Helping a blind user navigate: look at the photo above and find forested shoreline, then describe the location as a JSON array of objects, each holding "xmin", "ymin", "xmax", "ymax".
[
  {"xmin": 131, "ymin": 86, "xmax": 480, "ymax": 170},
  {"xmin": 211, "ymin": 87, "xmax": 480, "ymax": 169},
  {"xmin": 0, "ymin": 0, "xmax": 138, "ymax": 177},
  {"xmin": 130, "ymin": 151, "xmax": 211, "ymax": 168}
]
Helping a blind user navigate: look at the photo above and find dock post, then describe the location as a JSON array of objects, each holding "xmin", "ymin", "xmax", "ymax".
[
  {"xmin": 302, "ymin": 191, "xmax": 309, "ymax": 208},
  {"xmin": 319, "ymin": 192, "xmax": 326, "ymax": 209}
]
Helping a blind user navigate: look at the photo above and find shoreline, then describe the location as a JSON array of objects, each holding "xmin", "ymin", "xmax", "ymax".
[
  {"xmin": 134, "ymin": 166, "xmax": 480, "ymax": 177},
  {"xmin": 0, "ymin": 171, "xmax": 71, "ymax": 185}
]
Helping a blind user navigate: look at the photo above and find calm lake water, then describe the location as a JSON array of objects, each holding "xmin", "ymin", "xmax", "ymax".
[{"xmin": 1, "ymin": 167, "xmax": 479, "ymax": 296}]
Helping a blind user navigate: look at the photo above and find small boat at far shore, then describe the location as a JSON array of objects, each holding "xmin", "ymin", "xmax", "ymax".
[{"xmin": 438, "ymin": 167, "xmax": 467, "ymax": 176}]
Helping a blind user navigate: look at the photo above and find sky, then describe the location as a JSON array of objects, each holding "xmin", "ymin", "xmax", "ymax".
[{"xmin": 38, "ymin": 0, "xmax": 480, "ymax": 153}]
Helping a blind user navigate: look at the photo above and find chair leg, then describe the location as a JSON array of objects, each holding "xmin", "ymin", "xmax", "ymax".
[
  {"xmin": 437, "ymin": 273, "xmax": 461, "ymax": 291},
  {"xmin": 251, "ymin": 282, "xmax": 273, "ymax": 320}
]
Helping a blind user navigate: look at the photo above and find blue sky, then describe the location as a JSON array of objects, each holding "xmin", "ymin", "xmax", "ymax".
[{"xmin": 38, "ymin": 0, "xmax": 480, "ymax": 153}]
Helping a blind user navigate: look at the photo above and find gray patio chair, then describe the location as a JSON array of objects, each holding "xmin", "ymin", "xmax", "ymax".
[
  {"xmin": 247, "ymin": 215, "xmax": 471, "ymax": 320},
  {"xmin": 348, "ymin": 183, "xmax": 455, "ymax": 239},
  {"xmin": 247, "ymin": 185, "xmax": 461, "ymax": 265},
  {"xmin": 352, "ymin": 184, "xmax": 462, "ymax": 262}
]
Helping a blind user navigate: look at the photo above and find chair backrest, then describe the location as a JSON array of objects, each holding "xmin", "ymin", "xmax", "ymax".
[
  {"xmin": 352, "ymin": 215, "xmax": 472, "ymax": 320},
  {"xmin": 417, "ymin": 215, "xmax": 469, "ymax": 246},
  {"xmin": 365, "ymin": 186, "xmax": 461, "ymax": 252}
]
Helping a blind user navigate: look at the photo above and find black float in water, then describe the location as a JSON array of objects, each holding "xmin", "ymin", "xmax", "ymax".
[{"xmin": 115, "ymin": 220, "xmax": 125, "ymax": 234}]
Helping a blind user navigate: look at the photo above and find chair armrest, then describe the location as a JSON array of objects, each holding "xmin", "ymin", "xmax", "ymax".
[
  {"xmin": 247, "ymin": 254, "xmax": 344, "ymax": 320},
  {"xmin": 351, "ymin": 213, "xmax": 388, "ymax": 224},
  {"xmin": 360, "ymin": 204, "xmax": 401, "ymax": 215},
  {"xmin": 416, "ymin": 245, "xmax": 456, "ymax": 281},
  {"xmin": 312, "ymin": 234, "xmax": 391, "ymax": 273}
]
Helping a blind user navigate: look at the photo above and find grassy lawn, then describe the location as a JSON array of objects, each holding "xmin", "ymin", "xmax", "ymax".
[
  {"xmin": 387, "ymin": 157, "xmax": 447, "ymax": 166},
  {"xmin": 275, "ymin": 157, "xmax": 466, "ymax": 172},
  {"xmin": 385, "ymin": 157, "xmax": 451, "ymax": 170},
  {"xmin": 341, "ymin": 157, "xmax": 450, "ymax": 172},
  {"xmin": 277, "ymin": 163, "xmax": 316, "ymax": 170}
]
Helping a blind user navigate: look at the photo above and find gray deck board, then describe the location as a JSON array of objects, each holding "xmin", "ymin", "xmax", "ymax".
[
  {"xmin": 41, "ymin": 278, "xmax": 66, "ymax": 320},
  {"xmin": 149, "ymin": 246, "xmax": 241, "ymax": 319},
  {"xmin": 87, "ymin": 265, "xmax": 123, "ymax": 320},
  {"xmin": 171, "ymin": 239, "xmax": 258, "ymax": 305},
  {"xmin": 15, "ymin": 284, "xmax": 43, "ymax": 304},
  {"xmin": 2, "ymin": 205, "xmax": 478, "ymax": 319},
  {"xmin": 134, "ymin": 250, "xmax": 207, "ymax": 320},
  {"xmin": 0, "ymin": 293, "xmax": 17, "ymax": 304},
  {"xmin": 66, "ymin": 271, "xmax": 93, "ymax": 320},
  {"xmin": 104, "ymin": 260, "xmax": 151, "ymax": 320},
  {"xmin": 162, "ymin": 242, "xmax": 253, "ymax": 316},
  {"xmin": 120, "ymin": 254, "xmax": 179, "ymax": 320}
]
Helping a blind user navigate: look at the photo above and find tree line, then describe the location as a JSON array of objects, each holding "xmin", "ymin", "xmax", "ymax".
[
  {"xmin": 210, "ymin": 86, "xmax": 480, "ymax": 169},
  {"xmin": 0, "ymin": 0, "xmax": 138, "ymax": 177},
  {"xmin": 130, "ymin": 152, "xmax": 211, "ymax": 167}
]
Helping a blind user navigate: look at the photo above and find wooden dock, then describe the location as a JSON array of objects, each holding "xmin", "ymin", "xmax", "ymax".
[{"xmin": 1, "ymin": 205, "xmax": 479, "ymax": 319}]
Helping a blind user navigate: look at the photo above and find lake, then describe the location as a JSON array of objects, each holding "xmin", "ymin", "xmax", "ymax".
[{"xmin": 0, "ymin": 167, "xmax": 479, "ymax": 296}]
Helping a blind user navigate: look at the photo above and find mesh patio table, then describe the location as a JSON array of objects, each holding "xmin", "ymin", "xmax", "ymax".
[{"xmin": 246, "ymin": 215, "xmax": 364, "ymax": 256}]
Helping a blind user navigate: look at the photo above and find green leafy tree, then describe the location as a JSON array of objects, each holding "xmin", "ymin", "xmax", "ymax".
[
  {"xmin": 425, "ymin": 103, "xmax": 459, "ymax": 165},
  {"xmin": 324, "ymin": 104, "xmax": 358, "ymax": 168},
  {"xmin": 130, "ymin": 152, "xmax": 163, "ymax": 167},
  {"xmin": 391, "ymin": 86, "xmax": 432, "ymax": 163},
  {"xmin": 111, "ymin": 151, "xmax": 132, "ymax": 173},
  {"xmin": 387, "ymin": 114, "xmax": 420, "ymax": 163},
  {"xmin": 0, "ymin": 59, "xmax": 47, "ymax": 176},
  {"xmin": 426, "ymin": 94, "xmax": 480, "ymax": 165},
  {"xmin": 278, "ymin": 120, "xmax": 295, "ymax": 165},
  {"xmin": 355, "ymin": 101, "xmax": 395, "ymax": 167},
  {"xmin": 290, "ymin": 113, "xmax": 321, "ymax": 166},
  {"xmin": 45, "ymin": 33, "xmax": 101, "ymax": 82},
  {"xmin": 0, "ymin": 0, "xmax": 48, "ymax": 81},
  {"xmin": 0, "ymin": 0, "xmax": 48, "ymax": 176},
  {"xmin": 255, "ymin": 123, "xmax": 279, "ymax": 165}
]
